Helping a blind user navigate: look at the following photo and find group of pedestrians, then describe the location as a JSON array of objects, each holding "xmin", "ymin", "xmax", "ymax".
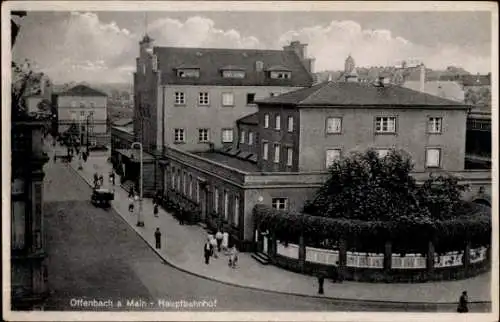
[
  {"xmin": 203, "ymin": 229, "xmax": 237, "ymax": 268},
  {"xmin": 93, "ymin": 172, "xmax": 105, "ymax": 189}
]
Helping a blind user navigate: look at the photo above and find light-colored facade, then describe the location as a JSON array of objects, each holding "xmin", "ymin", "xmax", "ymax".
[{"xmin": 56, "ymin": 85, "xmax": 108, "ymax": 146}]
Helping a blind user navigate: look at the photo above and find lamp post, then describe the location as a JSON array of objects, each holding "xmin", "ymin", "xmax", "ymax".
[{"xmin": 131, "ymin": 142, "xmax": 144, "ymax": 227}]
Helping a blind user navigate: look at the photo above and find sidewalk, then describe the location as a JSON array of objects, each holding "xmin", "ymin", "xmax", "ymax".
[{"xmin": 63, "ymin": 149, "xmax": 491, "ymax": 305}]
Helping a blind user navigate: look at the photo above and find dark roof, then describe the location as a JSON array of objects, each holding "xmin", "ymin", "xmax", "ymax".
[
  {"xmin": 256, "ymin": 81, "xmax": 468, "ymax": 108},
  {"xmin": 237, "ymin": 112, "xmax": 259, "ymax": 125},
  {"xmin": 193, "ymin": 151, "xmax": 259, "ymax": 172},
  {"xmin": 58, "ymin": 85, "xmax": 107, "ymax": 97},
  {"xmin": 154, "ymin": 47, "xmax": 313, "ymax": 87},
  {"xmin": 461, "ymin": 74, "xmax": 490, "ymax": 87}
]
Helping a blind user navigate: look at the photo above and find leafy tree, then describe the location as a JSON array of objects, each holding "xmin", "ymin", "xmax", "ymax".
[
  {"xmin": 306, "ymin": 148, "xmax": 467, "ymax": 223},
  {"xmin": 12, "ymin": 60, "xmax": 48, "ymax": 119},
  {"xmin": 465, "ymin": 87, "xmax": 491, "ymax": 108}
]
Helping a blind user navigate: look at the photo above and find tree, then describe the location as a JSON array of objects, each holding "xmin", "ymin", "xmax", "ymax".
[
  {"xmin": 465, "ymin": 87, "xmax": 491, "ymax": 108},
  {"xmin": 11, "ymin": 60, "xmax": 46, "ymax": 119},
  {"xmin": 306, "ymin": 149, "xmax": 467, "ymax": 223}
]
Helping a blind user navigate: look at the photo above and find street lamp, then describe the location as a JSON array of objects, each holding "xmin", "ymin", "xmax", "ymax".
[{"xmin": 131, "ymin": 142, "xmax": 144, "ymax": 227}]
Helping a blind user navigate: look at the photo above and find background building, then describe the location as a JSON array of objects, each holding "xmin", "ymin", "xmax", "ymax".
[{"xmin": 55, "ymin": 84, "xmax": 109, "ymax": 146}]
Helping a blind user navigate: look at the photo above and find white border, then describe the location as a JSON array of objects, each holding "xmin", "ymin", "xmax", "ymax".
[{"xmin": 2, "ymin": 1, "xmax": 498, "ymax": 321}]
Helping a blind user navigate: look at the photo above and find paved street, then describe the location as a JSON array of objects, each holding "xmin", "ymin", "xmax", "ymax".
[{"xmin": 43, "ymin": 153, "xmax": 408, "ymax": 312}]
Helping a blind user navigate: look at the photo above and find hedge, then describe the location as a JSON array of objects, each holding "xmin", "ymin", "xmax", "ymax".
[{"xmin": 253, "ymin": 202, "xmax": 491, "ymax": 253}]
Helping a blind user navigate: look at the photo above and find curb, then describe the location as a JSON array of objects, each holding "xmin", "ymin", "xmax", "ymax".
[{"xmin": 67, "ymin": 162, "xmax": 491, "ymax": 310}]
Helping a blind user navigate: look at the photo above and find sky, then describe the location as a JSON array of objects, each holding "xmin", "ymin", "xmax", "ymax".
[{"xmin": 12, "ymin": 10, "xmax": 493, "ymax": 84}]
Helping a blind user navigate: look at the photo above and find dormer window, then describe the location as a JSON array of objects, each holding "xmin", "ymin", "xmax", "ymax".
[
  {"xmin": 220, "ymin": 66, "xmax": 246, "ymax": 79},
  {"xmin": 222, "ymin": 70, "xmax": 245, "ymax": 79},
  {"xmin": 270, "ymin": 71, "xmax": 292, "ymax": 79},
  {"xmin": 267, "ymin": 66, "xmax": 292, "ymax": 80},
  {"xmin": 176, "ymin": 66, "xmax": 200, "ymax": 78}
]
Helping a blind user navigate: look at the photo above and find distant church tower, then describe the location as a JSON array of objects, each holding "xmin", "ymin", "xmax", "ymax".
[{"xmin": 343, "ymin": 54, "xmax": 358, "ymax": 82}]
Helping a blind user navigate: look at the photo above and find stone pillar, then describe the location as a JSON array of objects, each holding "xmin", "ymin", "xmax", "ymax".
[
  {"xmin": 298, "ymin": 234, "xmax": 306, "ymax": 272},
  {"xmin": 463, "ymin": 241, "xmax": 471, "ymax": 273},
  {"xmin": 384, "ymin": 240, "xmax": 392, "ymax": 271},
  {"xmin": 269, "ymin": 230, "xmax": 277, "ymax": 257},
  {"xmin": 426, "ymin": 241, "xmax": 435, "ymax": 275},
  {"xmin": 338, "ymin": 239, "xmax": 347, "ymax": 280}
]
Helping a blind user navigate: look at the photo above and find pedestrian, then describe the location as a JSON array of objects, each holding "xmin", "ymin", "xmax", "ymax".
[
  {"xmin": 109, "ymin": 171, "xmax": 115, "ymax": 186},
  {"xmin": 154, "ymin": 228, "xmax": 162, "ymax": 249},
  {"xmin": 215, "ymin": 229, "xmax": 223, "ymax": 252},
  {"xmin": 204, "ymin": 238, "xmax": 213, "ymax": 265},
  {"xmin": 457, "ymin": 291, "xmax": 469, "ymax": 313},
  {"xmin": 153, "ymin": 203, "xmax": 159, "ymax": 217},
  {"xmin": 317, "ymin": 271, "xmax": 326, "ymax": 295},
  {"xmin": 128, "ymin": 196, "xmax": 134, "ymax": 213},
  {"xmin": 222, "ymin": 231, "xmax": 229, "ymax": 253},
  {"xmin": 179, "ymin": 210, "xmax": 185, "ymax": 225},
  {"xmin": 53, "ymin": 153, "xmax": 57, "ymax": 163},
  {"xmin": 128, "ymin": 187, "xmax": 134, "ymax": 198},
  {"xmin": 93, "ymin": 172, "xmax": 99, "ymax": 187},
  {"xmin": 228, "ymin": 245, "xmax": 238, "ymax": 268},
  {"xmin": 99, "ymin": 174, "xmax": 104, "ymax": 187},
  {"xmin": 209, "ymin": 235, "xmax": 218, "ymax": 258}
]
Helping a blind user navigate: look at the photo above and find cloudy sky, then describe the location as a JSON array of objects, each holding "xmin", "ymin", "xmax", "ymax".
[{"xmin": 12, "ymin": 10, "xmax": 492, "ymax": 84}]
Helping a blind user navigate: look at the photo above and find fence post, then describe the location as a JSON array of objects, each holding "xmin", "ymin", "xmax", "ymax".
[
  {"xmin": 338, "ymin": 239, "xmax": 347, "ymax": 281},
  {"xmin": 384, "ymin": 240, "xmax": 392, "ymax": 271},
  {"xmin": 426, "ymin": 240, "xmax": 435, "ymax": 278},
  {"xmin": 463, "ymin": 241, "xmax": 471, "ymax": 274},
  {"xmin": 298, "ymin": 234, "xmax": 306, "ymax": 272}
]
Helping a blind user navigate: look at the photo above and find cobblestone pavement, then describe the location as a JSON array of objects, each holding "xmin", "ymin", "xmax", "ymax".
[{"xmin": 44, "ymin": 141, "xmax": 491, "ymax": 311}]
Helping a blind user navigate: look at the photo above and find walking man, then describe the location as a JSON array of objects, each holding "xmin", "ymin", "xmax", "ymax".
[
  {"xmin": 203, "ymin": 238, "xmax": 213, "ymax": 265},
  {"xmin": 457, "ymin": 291, "xmax": 469, "ymax": 313},
  {"xmin": 154, "ymin": 228, "xmax": 162, "ymax": 249},
  {"xmin": 215, "ymin": 229, "xmax": 223, "ymax": 252},
  {"xmin": 317, "ymin": 271, "xmax": 326, "ymax": 295}
]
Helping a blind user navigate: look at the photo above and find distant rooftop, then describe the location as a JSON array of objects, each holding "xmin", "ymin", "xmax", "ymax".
[
  {"xmin": 237, "ymin": 112, "xmax": 259, "ymax": 125},
  {"xmin": 58, "ymin": 84, "xmax": 107, "ymax": 97}
]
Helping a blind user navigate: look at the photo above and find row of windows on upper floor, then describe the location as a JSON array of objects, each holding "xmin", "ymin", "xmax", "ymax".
[
  {"xmin": 174, "ymin": 128, "xmax": 235, "ymax": 144},
  {"xmin": 260, "ymin": 140, "xmax": 445, "ymax": 169},
  {"xmin": 68, "ymin": 101, "xmax": 101, "ymax": 108},
  {"xmin": 173, "ymin": 91, "xmax": 283, "ymax": 106},
  {"xmin": 262, "ymin": 115, "xmax": 444, "ymax": 134}
]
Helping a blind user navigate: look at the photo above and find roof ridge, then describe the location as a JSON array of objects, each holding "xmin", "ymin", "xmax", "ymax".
[{"xmin": 154, "ymin": 46, "xmax": 284, "ymax": 53}]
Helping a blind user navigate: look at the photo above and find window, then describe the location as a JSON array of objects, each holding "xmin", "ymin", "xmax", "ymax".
[
  {"xmin": 272, "ymin": 198, "xmax": 288, "ymax": 210},
  {"xmin": 270, "ymin": 92, "xmax": 281, "ymax": 97},
  {"xmin": 426, "ymin": 148, "xmax": 441, "ymax": 168},
  {"xmin": 325, "ymin": 149, "xmax": 341, "ymax": 168},
  {"xmin": 375, "ymin": 116, "xmax": 397, "ymax": 133},
  {"xmin": 287, "ymin": 147, "xmax": 293, "ymax": 166},
  {"xmin": 224, "ymin": 191, "xmax": 229, "ymax": 221},
  {"xmin": 142, "ymin": 64, "xmax": 146, "ymax": 75},
  {"xmin": 214, "ymin": 188, "xmax": 219, "ymax": 212},
  {"xmin": 247, "ymin": 93, "xmax": 256, "ymax": 105},
  {"xmin": 71, "ymin": 101, "xmax": 77, "ymax": 108},
  {"xmin": 189, "ymin": 175, "xmax": 193, "ymax": 198},
  {"xmin": 270, "ymin": 71, "xmax": 292, "ymax": 79},
  {"xmin": 428, "ymin": 117, "xmax": 443, "ymax": 134},
  {"xmin": 80, "ymin": 111, "xmax": 85, "ymax": 117},
  {"xmin": 198, "ymin": 92, "xmax": 209, "ymax": 105},
  {"xmin": 198, "ymin": 129, "xmax": 210, "ymax": 143},
  {"xmin": 183, "ymin": 172, "xmax": 187, "ymax": 195},
  {"xmin": 174, "ymin": 129, "xmax": 185, "ymax": 143},
  {"xmin": 152, "ymin": 54, "xmax": 158, "ymax": 71},
  {"xmin": 222, "ymin": 93, "xmax": 234, "ymax": 106},
  {"xmin": 255, "ymin": 61, "xmax": 264, "ymax": 71},
  {"xmin": 376, "ymin": 149, "xmax": 390, "ymax": 158},
  {"xmin": 222, "ymin": 129, "xmax": 233, "ymax": 143},
  {"xmin": 287, "ymin": 116, "xmax": 294, "ymax": 132},
  {"xmin": 71, "ymin": 112, "xmax": 77, "ymax": 120},
  {"xmin": 326, "ymin": 117, "xmax": 342, "ymax": 134},
  {"xmin": 177, "ymin": 69, "xmax": 200, "ymax": 78},
  {"xmin": 80, "ymin": 101, "xmax": 86, "ymax": 108},
  {"xmin": 248, "ymin": 132, "xmax": 254, "ymax": 145},
  {"xmin": 11, "ymin": 201, "xmax": 26, "ymax": 250},
  {"xmin": 275, "ymin": 115, "xmax": 281, "ymax": 130},
  {"xmin": 264, "ymin": 114, "xmax": 270, "ymax": 128},
  {"xmin": 222, "ymin": 70, "xmax": 245, "ymax": 79},
  {"xmin": 175, "ymin": 92, "xmax": 185, "ymax": 105},
  {"xmin": 263, "ymin": 142, "xmax": 269, "ymax": 160},
  {"xmin": 240, "ymin": 130, "xmax": 246, "ymax": 144},
  {"xmin": 234, "ymin": 196, "xmax": 240, "ymax": 227},
  {"xmin": 274, "ymin": 144, "xmax": 280, "ymax": 163}
]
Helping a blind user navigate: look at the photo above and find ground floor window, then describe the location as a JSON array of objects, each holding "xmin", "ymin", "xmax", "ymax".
[{"xmin": 272, "ymin": 198, "xmax": 288, "ymax": 210}]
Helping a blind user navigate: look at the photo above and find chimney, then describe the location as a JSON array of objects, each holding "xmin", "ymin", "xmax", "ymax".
[{"xmin": 419, "ymin": 63, "xmax": 426, "ymax": 92}]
